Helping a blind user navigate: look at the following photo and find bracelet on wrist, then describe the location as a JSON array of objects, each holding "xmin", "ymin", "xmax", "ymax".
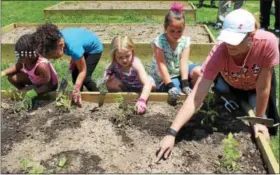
[{"xmin": 166, "ymin": 128, "xmax": 178, "ymax": 137}]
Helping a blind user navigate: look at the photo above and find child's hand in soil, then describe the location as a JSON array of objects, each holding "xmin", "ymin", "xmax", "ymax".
[
  {"xmin": 181, "ymin": 79, "xmax": 192, "ymax": 95},
  {"xmin": 135, "ymin": 98, "xmax": 146, "ymax": 115},
  {"xmin": 155, "ymin": 135, "xmax": 175, "ymax": 163},
  {"xmin": 72, "ymin": 87, "xmax": 82, "ymax": 108},
  {"xmin": 168, "ymin": 87, "xmax": 181, "ymax": 100},
  {"xmin": 253, "ymin": 123, "xmax": 270, "ymax": 141}
]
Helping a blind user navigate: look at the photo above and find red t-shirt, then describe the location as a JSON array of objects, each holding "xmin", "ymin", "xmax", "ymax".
[{"xmin": 201, "ymin": 30, "xmax": 279, "ymax": 90}]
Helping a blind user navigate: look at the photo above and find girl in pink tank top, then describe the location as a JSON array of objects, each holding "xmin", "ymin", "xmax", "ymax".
[{"xmin": 1, "ymin": 34, "xmax": 58, "ymax": 95}]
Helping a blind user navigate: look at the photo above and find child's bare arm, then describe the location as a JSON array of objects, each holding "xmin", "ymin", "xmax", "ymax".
[
  {"xmin": 180, "ymin": 47, "xmax": 190, "ymax": 80},
  {"xmin": 33, "ymin": 63, "xmax": 55, "ymax": 94},
  {"xmin": 1, "ymin": 62, "xmax": 22, "ymax": 76},
  {"xmin": 134, "ymin": 59, "xmax": 152, "ymax": 101},
  {"xmin": 74, "ymin": 57, "xmax": 87, "ymax": 88},
  {"xmin": 153, "ymin": 44, "xmax": 172, "ymax": 84}
]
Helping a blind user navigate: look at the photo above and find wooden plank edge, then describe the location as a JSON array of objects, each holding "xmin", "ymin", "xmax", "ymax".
[
  {"xmin": 1, "ymin": 23, "xmax": 16, "ymax": 34},
  {"xmin": 1, "ymin": 90, "xmax": 187, "ymax": 103},
  {"xmin": 3, "ymin": 23, "xmax": 211, "ymax": 29},
  {"xmin": 241, "ymin": 101, "xmax": 279, "ymax": 174},
  {"xmin": 203, "ymin": 24, "xmax": 216, "ymax": 43},
  {"xmin": 44, "ymin": 1, "xmax": 195, "ymax": 11},
  {"xmin": 43, "ymin": 1, "xmax": 65, "ymax": 11},
  {"xmin": 189, "ymin": 2, "xmax": 196, "ymax": 10}
]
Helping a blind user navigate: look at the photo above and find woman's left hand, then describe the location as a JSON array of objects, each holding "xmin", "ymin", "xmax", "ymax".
[
  {"xmin": 72, "ymin": 88, "xmax": 82, "ymax": 107},
  {"xmin": 135, "ymin": 98, "xmax": 147, "ymax": 115},
  {"xmin": 253, "ymin": 123, "xmax": 270, "ymax": 141}
]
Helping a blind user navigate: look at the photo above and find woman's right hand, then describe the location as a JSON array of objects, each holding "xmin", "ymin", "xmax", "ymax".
[
  {"xmin": 155, "ymin": 135, "xmax": 175, "ymax": 162},
  {"xmin": 253, "ymin": 123, "xmax": 270, "ymax": 141}
]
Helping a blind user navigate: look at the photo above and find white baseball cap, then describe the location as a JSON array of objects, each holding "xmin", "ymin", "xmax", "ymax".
[{"xmin": 217, "ymin": 9, "xmax": 256, "ymax": 45}]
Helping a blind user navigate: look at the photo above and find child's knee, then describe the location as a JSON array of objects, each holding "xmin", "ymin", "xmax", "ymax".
[
  {"xmin": 190, "ymin": 66, "xmax": 202, "ymax": 78},
  {"xmin": 7, "ymin": 75, "xmax": 16, "ymax": 84},
  {"xmin": 106, "ymin": 77, "xmax": 123, "ymax": 92},
  {"xmin": 189, "ymin": 66, "xmax": 201, "ymax": 87}
]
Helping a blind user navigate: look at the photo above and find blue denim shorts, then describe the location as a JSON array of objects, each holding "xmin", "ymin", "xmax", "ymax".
[{"xmin": 158, "ymin": 62, "xmax": 198, "ymax": 92}]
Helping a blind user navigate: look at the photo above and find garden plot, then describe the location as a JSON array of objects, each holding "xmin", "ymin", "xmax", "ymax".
[
  {"xmin": 1, "ymin": 23, "xmax": 215, "ymax": 63},
  {"xmin": 1, "ymin": 97, "xmax": 267, "ymax": 173},
  {"xmin": 44, "ymin": 1, "xmax": 196, "ymax": 20}
]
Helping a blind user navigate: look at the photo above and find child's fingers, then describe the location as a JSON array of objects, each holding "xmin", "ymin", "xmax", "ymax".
[{"xmin": 77, "ymin": 96, "xmax": 82, "ymax": 108}]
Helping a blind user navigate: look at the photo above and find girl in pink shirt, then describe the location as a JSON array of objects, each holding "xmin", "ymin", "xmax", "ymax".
[
  {"xmin": 155, "ymin": 9, "xmax": 279, "ymax": 162},
  {"xmin": 1, "ymin": 34, "xmax": 58, "ymax": 107}
]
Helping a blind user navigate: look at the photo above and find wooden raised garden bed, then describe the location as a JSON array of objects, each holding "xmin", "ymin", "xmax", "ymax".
[
  {"xmin": 1, "ymin": 23, "xmax": 215, "ymax": 63},
  {"xmin": 43, "ymin": 1, "xmax": 196, "ymax": 20}
]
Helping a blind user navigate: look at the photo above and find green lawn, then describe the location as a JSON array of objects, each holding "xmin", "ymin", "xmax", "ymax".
[{"xmin": 1, "ymin": 0, "xmax": 279, "ymax": 162}]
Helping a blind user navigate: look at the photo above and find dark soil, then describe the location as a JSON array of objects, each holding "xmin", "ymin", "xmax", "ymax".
[{"xmin": 1, "ymin": 97, "xmax": 267, "ymax": 173}]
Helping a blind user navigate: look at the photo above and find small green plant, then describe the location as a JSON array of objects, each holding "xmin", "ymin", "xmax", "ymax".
[
  {"xmin": 58, "ymin": 156, "xmax": 67, "ymax": 167},
  {"xmin": 97, "ymin": 77, "xmax": 109, "ymax": 94},
  {"xmin": 115, "ymin": 94, "xmax": 124, "ymax": 105},
  {"xmin": 20, "ymin": 158, "xmax": 46, "ymax": 174},
  {"xmin": 198, "ymin": 93, "xmax": 218, "ymax": 129},
  {"xmin": 199, "ymin": 109, "xmax": 218, "ymax": 125},
  {"xmin": 10, "ymin": 91, "xmax": 27, "ymax": 113},
  {"xmin": 114, "ymin": 94, "xmax": 135, "ymax": 122},
  {"xmin": 205, "ymin": 92, "xmax": 215, "ymax": 109},
  {"xmin": 55, "ymin": 93, "xmax": 71, "ymax": 111},
  {"xmin": 221, "ymin": 133, "xmax": 241, "ymax": 171}
]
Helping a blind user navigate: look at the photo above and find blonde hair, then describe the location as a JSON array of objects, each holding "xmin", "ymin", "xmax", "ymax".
[{"xmin": 110, "ymin": 35, "xmax": 135, "ymax": 62}]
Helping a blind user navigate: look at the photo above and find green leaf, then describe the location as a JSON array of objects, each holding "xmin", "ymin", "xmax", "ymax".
[
  {"xmin": 20, "ymin": 158, "xmax": 33, "ymax": 170},
  {"xmin": 28, "ymin": 165, "xmax": 45, "ymax": 174},
  {"xmin": 58, "ymin": 157, "xmax": 67, "ymax": 167}
]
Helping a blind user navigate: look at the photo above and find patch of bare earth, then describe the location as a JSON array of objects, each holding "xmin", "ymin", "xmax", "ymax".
[
  {"xmin": 1, "ymin": 98, "xmax": 266, "ymax": 173},
  {"xmin": 51, "ymin": 1, "xmax": 193, "ymax": 10},
  {"xmin": 2, "ymin": 24, "xmax": 211, "ymax": 44}
]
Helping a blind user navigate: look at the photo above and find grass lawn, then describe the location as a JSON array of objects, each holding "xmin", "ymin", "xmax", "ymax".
[{"xmin": 1, "ymin": 0, "xmax": 279, "ymax": 162}]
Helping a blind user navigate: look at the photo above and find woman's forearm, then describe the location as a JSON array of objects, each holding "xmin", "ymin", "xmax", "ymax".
[
  {"xmin": 170, "ymin": 93, "xmax": 200, "ymax": 131},
  {"xmin": 170, "ymin": 77, "xmax": 213, "ymax": 132},
  {"xmin": 255, "ymin": 68, "xmax": 272, "ymax": 118},
  {"xmin": 256, "ymin": 88, "xmax": 270, "ymax": 118}
]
